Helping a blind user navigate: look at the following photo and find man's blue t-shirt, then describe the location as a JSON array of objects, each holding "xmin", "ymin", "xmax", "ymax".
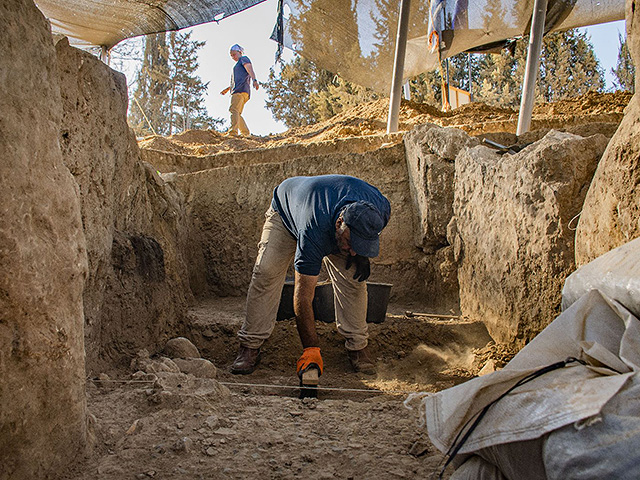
[
  {"xmin": 271, "ymin": 175, "xmax": 391, "ymax": 276},
  {"xmin": 231, "ymin": 56, "xmax": 252, "ymax": 95}
]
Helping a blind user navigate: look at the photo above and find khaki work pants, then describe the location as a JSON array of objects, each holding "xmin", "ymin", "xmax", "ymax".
[
  {"xmin": 238, "ymin": 207, "xmax": 369, "ymax": 351},
  {"xmin": 229, "ymin": 92, "xmax": 250, "ymax": 135}
]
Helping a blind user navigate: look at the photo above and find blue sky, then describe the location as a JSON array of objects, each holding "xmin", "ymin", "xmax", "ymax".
[{"xmin": 183, "ymin": 0, "xmax": 627, "ymax": 136}]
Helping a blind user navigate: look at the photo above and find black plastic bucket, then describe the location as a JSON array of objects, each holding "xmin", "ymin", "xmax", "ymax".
[
  {"xmin": 365, "ymin": 282, "xmax": 393, "ymax": 324},
  {"xmin": 276, "ymin": 280, "xmax": 392, "ymax": 324}
]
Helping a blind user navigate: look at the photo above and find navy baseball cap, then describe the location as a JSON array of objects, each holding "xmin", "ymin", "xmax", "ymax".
[{"xmin": 342, "ymin": 201, "xmax": 385, "ymax": 257}]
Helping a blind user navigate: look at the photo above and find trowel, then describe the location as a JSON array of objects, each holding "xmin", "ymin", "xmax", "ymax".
[{"xmin": 299, "ymin": 366, "xmax": 320, "ymax": 399}]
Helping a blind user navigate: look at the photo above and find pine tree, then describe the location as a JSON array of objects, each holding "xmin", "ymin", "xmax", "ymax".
[
  {"xmin": 474, "ymin": 41, "xmax": 523, "ymax": 108},
  {"xmin": 612, "ymin": 33, "xmax": 635, "ymax": 93},
  {"xmin": 167, "ymin": 32, "xmax": 221, "ymax": 134},
  {"xmin": 128, "ymin": 32, "xmax": 221, "ymax": 137},
  {"xmin": 538, "ymin": 30, "xmax": 605, "ymax": 102},
  {"xmin": 288, "ymin": 0, "xmax": 364, "ymax": 79},
  {"xmin": 263, "ymin": 56, "xmax": 328, "ymax": 127},
  {"xmin": 408, "ymin": 71, "xmax": 441, "ymax": 106},
  {"xmin": 473, "ymin": 29, "xmax": 604, "ymax": 108},
  {"xmin": 263, "ymin": 56, "xmax": 377, "ymax": 128},
  {"xmin": 129, "ymin": 33, "xmax": 171, "ymax": 136}
]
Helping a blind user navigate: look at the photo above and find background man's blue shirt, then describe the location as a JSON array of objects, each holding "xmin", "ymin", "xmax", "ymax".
[
  {"xmin": 271, "ymin": 175, "xmax": 391, "ymax": 276},
  {"xmin": 231, "ymin": 55, "xmax": 251, "ymax": 95}
]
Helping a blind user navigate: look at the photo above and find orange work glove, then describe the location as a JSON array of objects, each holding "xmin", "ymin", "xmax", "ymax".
[{"xmin": 296, "ymin": 347, "xmax": 324, "ymax": 378}]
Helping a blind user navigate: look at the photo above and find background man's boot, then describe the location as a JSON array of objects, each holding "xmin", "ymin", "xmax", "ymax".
[
  {"xmin": 231, "ymin": 346, "xmax": 261, "ymax": 374},
  {"xmin": 348, "ymin": 346, "xmax": 376, "ymax": 375}
]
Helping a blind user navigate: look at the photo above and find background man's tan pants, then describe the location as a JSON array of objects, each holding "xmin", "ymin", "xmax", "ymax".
[
  {"xmin": 229, "ymin": 92, "xmax": 250, "ymax": 135},
  {"xmin": 238, "ymin": 207, "xmax": 369, "ymax": 351}
]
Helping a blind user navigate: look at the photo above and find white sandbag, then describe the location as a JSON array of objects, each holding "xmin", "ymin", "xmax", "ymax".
[
  {"xmin": 422, "ymin": 289, "xmax": 640, "ymax": 479},
  {"xmin": 423, "ymin": 290, "xmax": 637, "ymax": 455},
  {"xmin": 563, "ymin": 236, "xmax": 640, "ymax": 318},
  {"xmin": 543, "ymin": 372, "xmax": 640, "ymax": 480}
]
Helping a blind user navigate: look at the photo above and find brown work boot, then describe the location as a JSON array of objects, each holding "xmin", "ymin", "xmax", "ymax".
[
  {"xmin": 347, "ymin": 347, "xmax": 376, "ymax": 375},
  {"xmin": 230, "ymin": 346, "xmax": 261, "ymax": 374}
]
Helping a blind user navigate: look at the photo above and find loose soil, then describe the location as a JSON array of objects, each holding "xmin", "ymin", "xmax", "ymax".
[
  {"xmin": 63, "ymin": 92, "xmax": 627, "ymax": 479},
  {"xmin": 138, "ymin": 91, "xmax": 631, "ymax": 156},
  {"xmin": 62, "ymin": 297, "xmax": 499, "ymax": 480}
]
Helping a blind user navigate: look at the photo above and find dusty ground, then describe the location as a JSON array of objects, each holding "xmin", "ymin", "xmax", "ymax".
[
  {"xmin": 62, "ymin": 297, "xmax": 498, "ymax": 480},
  {"xmin": 138, "ymin": 91, "xmax": 631, "ymax": 156},
  {"xmin": 61, "ymin": 92, "xmax": 627, "ymax": 479}
]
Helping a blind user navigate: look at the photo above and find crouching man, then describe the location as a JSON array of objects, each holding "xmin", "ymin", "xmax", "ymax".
[{"xmin": 231, "ymin": 174, "xmax": 391, "ymax": 381}]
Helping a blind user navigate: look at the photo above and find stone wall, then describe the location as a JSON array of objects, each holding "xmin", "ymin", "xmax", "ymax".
[
  {"xmin": 177, "ymin": 144, "xmax": 455, "ymax": 307},
  {"xmin": 452, "ymin": 130, "xmax": 608, "ymax": 343},
  {"xmin": 55, "ymin": 39, "xmax": 193, "ymax": 373},
  {"xmin": 0, "ymin": 1, "xmax": 88, "ymax": 478},
  {"xmin": 404, "ymin": 124, "xmax": 480, "ymax": 252},
  {"xmin": 575, "ymin": 0, "xmax": 640, "ymax": 264}
]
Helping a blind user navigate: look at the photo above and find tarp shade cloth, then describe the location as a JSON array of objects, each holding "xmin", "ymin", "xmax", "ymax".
[
  {"xmin": 274, "ymin": 0, "xmax": 624, "ymax": 93},
  {"xmin": 35, "ymin": 0, "xmax": 265, "ymax": 48},
  {"xmin": 37, "ymin": 0, "xmax": 624, "ymax": 92}
]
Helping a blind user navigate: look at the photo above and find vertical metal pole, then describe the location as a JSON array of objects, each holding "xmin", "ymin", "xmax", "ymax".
[
  {"xmin": 100, "ymin": 45, "xmax": 110, "ymax": 65},
  {"xmin": 468, "ymin": 53, "xmax": 473, "ymax": 102},
  {"xmin": 516, "ymin": 0, "xmax": 548, "ymax": 135},
  {"xmin": 403, "ymin": 81, "xmax": 411, "ymax": 101},
  {"xmin": 387, "ymin": 0, "xmax": 412, "ymax": 133}
]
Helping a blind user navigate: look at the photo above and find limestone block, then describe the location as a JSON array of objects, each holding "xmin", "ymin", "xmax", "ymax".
[
  {"xmin": 575, "ymin": 0, "xmax": 640, "ymax": 263},
  {"xmin": 0, "ymin": 0, "xmax": 88, "ymax": 477},
  {"xmin": 164, "ymin": 337, "xmax": 201, "ymax": 359},
  {"xmin": 173, "ymin": 358, "xmax": 218, "ymax": 378},
  {"xmin": 404, "ymin": 124, "xmax": 479, "ymax": 252},
  {"xmin": 454, "ymin": 130, "xmax": 608, "ymax": 343}
]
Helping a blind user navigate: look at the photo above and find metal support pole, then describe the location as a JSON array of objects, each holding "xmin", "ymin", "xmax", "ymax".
[
  {"xmin": 516, "ymin": 0, "xmax": 548, "ymax": 136},
  {"xmin": 403, "ymin": 81, "xmax": 411, "ymax": 101},
  {"xmin": 99, "ymin": 45, "xmax": 110, "ymax": 65},
  {"xmin": 468, "ymin": 53, "xmax": 473, "ymax": 102},
  {"xmin": 387, "ymin": 0, "xmax": 411, "ymax": 133}
]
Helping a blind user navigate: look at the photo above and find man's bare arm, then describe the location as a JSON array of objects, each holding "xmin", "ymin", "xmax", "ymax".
[
  {"xmin": 293, "ymin": 271, "xmax": 319, "ymax": 348},
  {"xmin": 243, "ymin": 63, "xmax": 260, "ymax": 90}
]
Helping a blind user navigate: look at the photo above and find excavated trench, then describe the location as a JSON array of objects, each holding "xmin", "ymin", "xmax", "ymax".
[
  {"xmin": 62, "ymin": 296, "xmax": 493, "ymax": 480},
  {"xmin": 58, "ymin": 94, "xmax": 631, "ymax": 479},
  {"xmin": 6, "ymin": 6, "xmax": 638, "ymax": 479},
  {"xmin": 61, "ymin": 129, "xmax": 508, "ymax": 480}
]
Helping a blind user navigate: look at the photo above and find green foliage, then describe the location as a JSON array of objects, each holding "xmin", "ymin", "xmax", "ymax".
[
  {"xmin": 612, "ymin": 33, "xmax": 635, "ymax": 93},
  {"xmin": 538, "ymin": 30, "xmax": 605, "ymax": 102},
  {"xmin": 266, "ymin": 28, "xmax": 606, "ymax": 124},
  {"xmin": 128, "ymin": 32, "xmax": 222, "ymax": 137},
  {"xmin": 263, "ymin": 56, "xmax": 377, "ymax": 128},
  {"xmin": 167, "ymin": 32, "xmax": 220, "ymax": 133},
  {"xmin": 471, "ymin": 29, "xmax": 604, "ymax": 108},
  {"xmin": 474, "ymin": 41, "xmax": 525, "ymax": 108}
]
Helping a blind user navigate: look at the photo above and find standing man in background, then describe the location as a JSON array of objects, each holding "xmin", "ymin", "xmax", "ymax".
[{"xmin": 220, "ymin": 44, "xmax": 259, "ymax": 136}]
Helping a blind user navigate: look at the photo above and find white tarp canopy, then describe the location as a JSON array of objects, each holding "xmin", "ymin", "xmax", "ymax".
[
  {"xmin": 35, "ymin": 0, "xmax": 265, "ymax": 48},
  {"xmin": 36, "ymin": 0, "xmax": 625, "ymax": 93},
  {"xmin": 275, "ymin": 0, "xmax": 625, "ymax": 93}
]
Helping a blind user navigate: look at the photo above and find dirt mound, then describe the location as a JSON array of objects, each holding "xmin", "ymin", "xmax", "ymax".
[
  {"xmin": 138, "ymin": 92, "xmax": 631, "ymax": 157},
  {"xmin": 535, "ymin": 90, "xmax": 631, "ymax": 116},
  {"xmin": 138, "ymin": 135, "xmax": 190, "ymax": 154}
]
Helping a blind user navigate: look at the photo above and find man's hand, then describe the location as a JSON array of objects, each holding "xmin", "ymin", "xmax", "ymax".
[
  {"xmin": 297, "ymin": 347, "xmax": 323, "ymax": 377},
  {"xmin": 220, "ymin": 87, "xmax": 230, "ymax": 95},
  {"xmin": 346, "ymin": 255, "xmax": 370, "ymax": 282}
]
